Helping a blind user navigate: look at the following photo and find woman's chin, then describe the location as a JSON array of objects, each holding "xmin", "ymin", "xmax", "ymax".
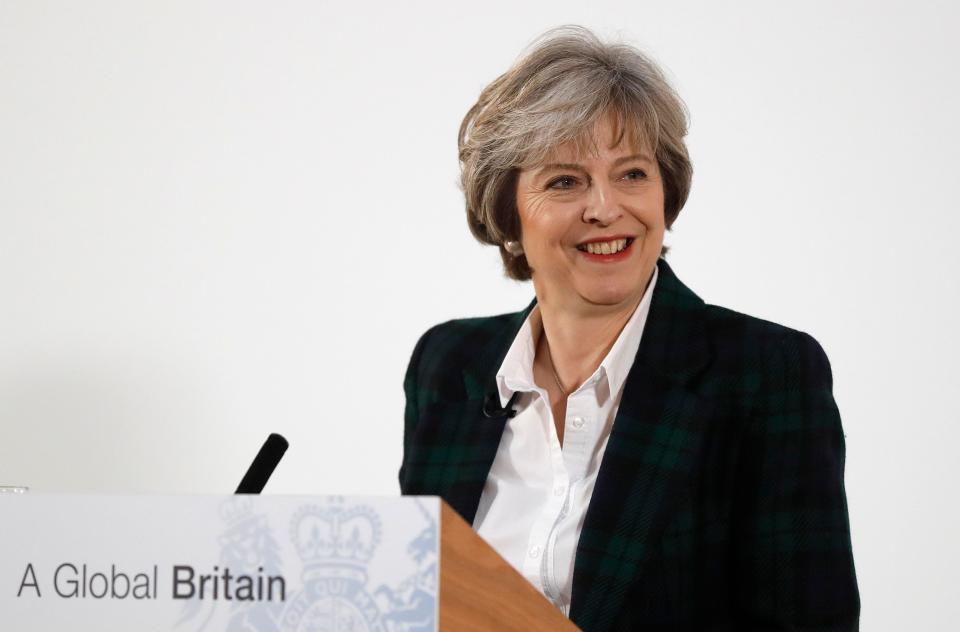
[{"xmin": 576, "ymin": 285, "xmax": 637, "ymax": 308}]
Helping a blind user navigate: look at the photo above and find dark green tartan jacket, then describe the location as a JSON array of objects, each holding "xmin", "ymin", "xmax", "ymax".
[{"xmin": 399, "ymin": 257, "xmax": 860, "ymax": 631}]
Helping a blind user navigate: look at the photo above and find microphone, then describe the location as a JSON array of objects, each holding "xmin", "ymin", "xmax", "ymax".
[
  {"xmin": 482, "ymin": 391, "xmax": 520, "ymax": 419},
  {"xmin": 235, "ymin": 433, "xmax": 289, "ymax": 494}
]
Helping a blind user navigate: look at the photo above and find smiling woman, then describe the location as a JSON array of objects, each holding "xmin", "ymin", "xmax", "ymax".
[{"xmin": 399, "ymin": 25, "xmax": 860, "ymax": 631}]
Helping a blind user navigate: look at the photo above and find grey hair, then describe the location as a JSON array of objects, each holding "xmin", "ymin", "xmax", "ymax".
[{"xmin": 458, "ymin": 25, "xmax": 693, "ymax": 280}]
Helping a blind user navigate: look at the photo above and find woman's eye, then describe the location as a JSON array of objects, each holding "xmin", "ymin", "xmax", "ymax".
[
  {"xmin": 547, "ymin": 176, "xmax": 578, "ymax": 190},
  {"xmin": 624, "ymin": 169, "xmax": 647, "ymax": 181}
]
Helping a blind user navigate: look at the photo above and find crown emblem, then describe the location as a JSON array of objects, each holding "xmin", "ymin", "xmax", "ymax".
[{"xmin": 290, "ymin": 501, "xmax": 382, "ymax": 583}]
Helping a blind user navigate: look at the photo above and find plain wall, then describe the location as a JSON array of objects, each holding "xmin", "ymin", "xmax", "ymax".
[{"xmin": 2, "ymin": 1, "xmax": 958, "ymax": 627}]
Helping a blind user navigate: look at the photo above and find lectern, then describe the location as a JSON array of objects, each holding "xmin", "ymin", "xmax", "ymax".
[{"xmin": 0, "ymin": 493, "xmax": 578, "ymax": 631}]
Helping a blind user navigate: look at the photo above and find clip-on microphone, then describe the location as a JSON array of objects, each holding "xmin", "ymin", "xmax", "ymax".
[{"xmin": 482, "ymin": 391, "xmax": 520, "ymax": 419}]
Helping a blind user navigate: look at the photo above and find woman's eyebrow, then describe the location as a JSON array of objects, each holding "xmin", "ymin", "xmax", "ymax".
[
  {"xmin": 536, "ymin": 153, "xmax": 654, "ymax": 175},
  {"xmin": 536, "ymin": 162, "xmax": 585, "ymax": 175},
  {"xmin": 614, "ymin": 152, "xmax": 654, "ymax": 165}
]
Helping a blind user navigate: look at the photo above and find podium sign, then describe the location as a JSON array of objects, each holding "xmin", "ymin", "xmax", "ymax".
[{"xmin": 0, "ymin": 493, "xmax": 439, "ymax": 631}]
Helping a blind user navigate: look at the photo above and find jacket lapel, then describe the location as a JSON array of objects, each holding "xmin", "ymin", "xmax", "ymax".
[
  {"xmin": 438, "ymin": 299, "xmax": 537, "ymax": 524},
  {"xmin": 569, "ymin": 258, "xmax": 713, "ymax": 629}
]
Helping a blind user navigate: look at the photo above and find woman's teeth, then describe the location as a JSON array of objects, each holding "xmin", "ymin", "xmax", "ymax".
[{"xmin": 578, "ymin": 238, "xmax": 629, "ymax": 255}]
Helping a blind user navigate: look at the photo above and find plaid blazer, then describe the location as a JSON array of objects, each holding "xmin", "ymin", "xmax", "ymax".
[{"xmin": 399, "ymin": 257, "xmax": 860, "ymax": 631}]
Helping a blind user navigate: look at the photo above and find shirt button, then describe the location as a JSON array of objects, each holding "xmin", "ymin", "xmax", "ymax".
[
  {"xmin": 571, "ymin": 416, "xmax": 585, "ymax": 430},
  {"xmin": 528, "ymin": 545, "xmax": 542, "ymax": 558}
]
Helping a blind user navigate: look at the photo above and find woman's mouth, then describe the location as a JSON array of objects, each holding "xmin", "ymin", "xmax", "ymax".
[{"xmin": 576, "ymin": 237, "xmax": 635, "ymax": 261}]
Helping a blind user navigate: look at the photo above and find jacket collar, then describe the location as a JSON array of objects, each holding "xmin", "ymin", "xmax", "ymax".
[{"xmin": 630, "ymin": 256, "xmax": 711, "ymax": 382}]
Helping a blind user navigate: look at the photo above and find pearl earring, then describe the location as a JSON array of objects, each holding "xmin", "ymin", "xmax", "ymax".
[{"xmin": 504, "ymin": 240, "xmax": 524, "ymax": 256}]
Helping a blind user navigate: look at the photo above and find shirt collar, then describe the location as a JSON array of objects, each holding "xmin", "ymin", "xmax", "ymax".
[
  {"xmin": 495, "ymin": 304, "xmax": 541, "ymax": 406},
  {"xmin": 495, "ymin": 264, "xmax": 659, "ymax": 407}
]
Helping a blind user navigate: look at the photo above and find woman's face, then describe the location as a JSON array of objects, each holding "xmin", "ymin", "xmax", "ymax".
[{"xmin": 515, "ymin": 115, "xmax": 665, "ymax": 314}]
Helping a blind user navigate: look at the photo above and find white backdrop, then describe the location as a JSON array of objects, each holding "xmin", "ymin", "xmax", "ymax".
[{"xmin": 2, "ymin": 1, "xmax": 958, "ymax": 628}]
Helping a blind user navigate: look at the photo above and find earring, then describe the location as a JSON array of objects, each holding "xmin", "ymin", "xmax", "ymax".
[{"xmin": 503, "ymin": 240, "xmax": 524, "ymax": 256}]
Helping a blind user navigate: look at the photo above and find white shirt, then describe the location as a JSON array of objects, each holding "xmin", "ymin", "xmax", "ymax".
[{"xmin": 472, "ymin": 265, "xmax": 659, "ymax": 616}]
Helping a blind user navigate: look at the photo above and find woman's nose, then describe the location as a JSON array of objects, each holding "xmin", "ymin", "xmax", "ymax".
[{"xmin": 582, "ymin": 180, "xmax": 622, "ymax": 225}]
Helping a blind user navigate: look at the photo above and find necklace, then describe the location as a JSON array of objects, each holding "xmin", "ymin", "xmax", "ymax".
[{"xmin": 544, "ymin": 338, "xmax": 568, "ymax": 396}]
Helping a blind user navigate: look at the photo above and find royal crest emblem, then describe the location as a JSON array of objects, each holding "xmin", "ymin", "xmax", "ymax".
[{"xmin": 178, "ymin": 496, "xmax": 437, "ymax": 632}]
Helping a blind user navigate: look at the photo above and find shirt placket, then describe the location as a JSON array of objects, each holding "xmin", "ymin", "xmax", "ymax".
[
  {"xmin": 521, "ymin": 387, "xmax": 569, "ymax": 601},
  {"xmin": 522, "ymin": 385, "xmax": 596, "ymax": 611}
]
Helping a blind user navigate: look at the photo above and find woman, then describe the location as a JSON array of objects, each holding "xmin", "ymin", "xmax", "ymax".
[{"xmin": 399, "ymin": 26, "xmax": 859, "ymax": 631}]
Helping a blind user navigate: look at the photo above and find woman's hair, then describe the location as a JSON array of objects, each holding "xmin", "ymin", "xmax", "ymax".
[{"xmin": 458, "ymin": 25, "xmax": 693, "ymax": 280}]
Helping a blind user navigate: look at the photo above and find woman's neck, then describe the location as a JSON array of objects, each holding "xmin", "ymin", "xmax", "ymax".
[{"xmin": 534, "ymin": 297, "xmax": 640, "ymax": 393}]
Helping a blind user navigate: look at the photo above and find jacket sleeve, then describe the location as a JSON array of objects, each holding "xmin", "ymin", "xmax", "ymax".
[
  {"xmin": 733, "ymin": 330, "xmax": 861, "ymax": 629},
  {"xmin": 398, "ymin": 325, "xmax": 435, "ymax": 493}
]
